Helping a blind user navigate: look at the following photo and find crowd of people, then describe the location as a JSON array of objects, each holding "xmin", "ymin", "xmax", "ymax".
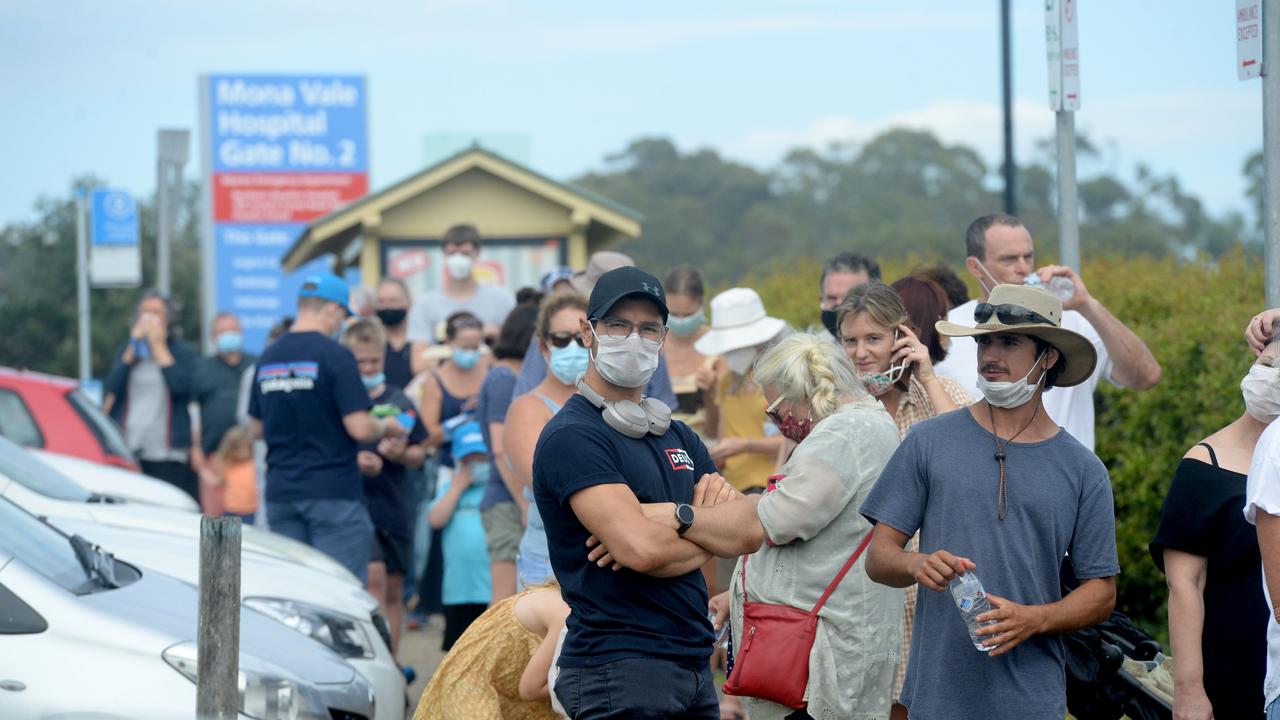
[{"xmin": 99, "ymin": 215, "xmax": 1280, "ymax": 720}]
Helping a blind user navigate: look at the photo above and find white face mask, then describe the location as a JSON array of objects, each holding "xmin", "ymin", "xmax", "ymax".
[
  {"xmin": 976, "ymin": 351, "xmax": 1045, "ymax": 409},
  {"xmin": 1242, "ymin": 363, "xmax": 1280, "ymax": 423},
  {"xmin": 444, "ymin": 253, "xmax": 474, "ymax": 281},
  {"xmin": 724, "ymin": 347, "xmax": 757, "ymax": 376},
  {"xmin": 589, "ymin": 325, "xmax": 661, "ymax": 389}
]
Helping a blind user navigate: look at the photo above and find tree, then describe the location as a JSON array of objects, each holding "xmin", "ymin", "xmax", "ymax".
[{"xmin": 0, "ymin": 178, "xmax": 203, "ymax": 378}]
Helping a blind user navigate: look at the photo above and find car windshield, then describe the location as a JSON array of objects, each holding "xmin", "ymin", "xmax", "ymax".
[
  {"xmin": 67, "ymin": 390, "xmax": 138, "ymax": 466},
  {"xmin": 0, "ymin": 435, "xmax": 92, "ymax": 502},
  {"xmin": 0, "ymin": 496, "xmax": 96, "ymax": 593}
]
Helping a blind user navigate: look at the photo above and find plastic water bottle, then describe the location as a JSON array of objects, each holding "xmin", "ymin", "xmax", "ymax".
[
  {"xmin": 1024, "ymin": 273, "xmax": 1075, "ymax": 303},
  {"xmin": 950, "ymin": 572, "xmax": 998, "ymax": 652}
]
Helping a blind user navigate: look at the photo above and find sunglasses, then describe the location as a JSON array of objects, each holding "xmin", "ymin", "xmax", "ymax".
[
  {"xmin": 765, "ymin": 396, "xmax": 784, "ymax": 425},
  {"xmin": 546, "ymin": 331, "xmax": 586, "ymax": 349},
  {"xmin": 974, "ymin": 303, "xmax": 1054, "ymax": 327}
]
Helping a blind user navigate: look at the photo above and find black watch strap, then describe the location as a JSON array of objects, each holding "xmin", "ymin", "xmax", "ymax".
[{"xmin": 675, "ymin": 503, "xmax": 695, "ymax": 536}]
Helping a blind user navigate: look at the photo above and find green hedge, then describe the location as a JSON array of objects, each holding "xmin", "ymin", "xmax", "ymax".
[{"xmin": 740, "ymin": 251, "xmax": 1264, "ymax": 641}]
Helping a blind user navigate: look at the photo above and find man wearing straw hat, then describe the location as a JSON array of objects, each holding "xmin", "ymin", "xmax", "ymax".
[{"xmin": 861, "ymin": 284, "xmax": 1120, "ymax": 720}]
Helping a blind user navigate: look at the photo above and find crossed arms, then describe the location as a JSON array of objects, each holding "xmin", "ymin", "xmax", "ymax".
[{"xmin": 570, "ymin": 474, "xmax": 765, "ymax": 577}]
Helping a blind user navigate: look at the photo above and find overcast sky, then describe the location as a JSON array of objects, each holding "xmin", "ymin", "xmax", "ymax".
[{"xmin": 0, "ymin": 1, "xmax": 1263, "ymax": 228}]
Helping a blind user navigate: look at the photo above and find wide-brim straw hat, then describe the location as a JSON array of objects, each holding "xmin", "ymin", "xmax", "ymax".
[
  {"xmin": 570, "ymin": 251, "xmax": 633, "ymax": 296},
  {"xmin": 695, "ymin": 287, "xmax": 788, "ymax": 356},
  {"xmin": 935, "ymin": 283, "xmax": 1097, "ymax": 388}
]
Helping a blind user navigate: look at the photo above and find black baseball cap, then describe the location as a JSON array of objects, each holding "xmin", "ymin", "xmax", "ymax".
[{"xmin": 587, "ymin": 266, "xmax": 669, "ymax": 323}]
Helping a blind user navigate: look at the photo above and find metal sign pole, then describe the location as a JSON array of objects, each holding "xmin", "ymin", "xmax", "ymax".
[
  {"xmin": 76, "ymin": 188, "xmax": 91, "ymax": 382},
  {"xmin": 1057, "ymin": 111, "xmax": 1081, "ymax": 272},
  {"xmin": 1265, "ymin": 0, "xmax": 1280, "ymax": 307},
  {"xmin": 158, "ymin": 157, "xmax": 171, "ymax": 296}
]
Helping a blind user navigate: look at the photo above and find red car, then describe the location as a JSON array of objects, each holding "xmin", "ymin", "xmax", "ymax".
[{"xmin": 0, "ymin": 367, "xmax": 140, "ymax": 472}]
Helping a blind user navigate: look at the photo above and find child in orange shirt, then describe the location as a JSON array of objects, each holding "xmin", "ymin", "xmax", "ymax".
[{"xmin": 215, "ymin": 425, "xmax": 259, "ymax": 524}]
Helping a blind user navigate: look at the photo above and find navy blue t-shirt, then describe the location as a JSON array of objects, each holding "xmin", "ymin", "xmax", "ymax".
[
  {"xmin": 533, "ymin": 393, "xmax": 717, "ymax": 669},
  {"xmin": 248, "ymin": 331, "xmax": 372, "ymax": 502},
  {"xmin": 362, "ymin": 385, "xmax": 429, "ymax": 539}
]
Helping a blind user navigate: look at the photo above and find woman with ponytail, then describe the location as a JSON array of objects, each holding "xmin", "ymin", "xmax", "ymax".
[{"xmin": 709, "ymin": 332, "xmax": 904, "ymax": 720}]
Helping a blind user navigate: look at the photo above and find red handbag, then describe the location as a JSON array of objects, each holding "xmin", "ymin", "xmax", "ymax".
[{"xmin": 722, "ymin": 530, "xmax": 874, "ymax": 709}]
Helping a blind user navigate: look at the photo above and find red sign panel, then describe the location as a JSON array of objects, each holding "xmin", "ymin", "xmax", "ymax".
[{"xmin": 212, "ymin": 172, "xmax": 368, "ymax": 223}]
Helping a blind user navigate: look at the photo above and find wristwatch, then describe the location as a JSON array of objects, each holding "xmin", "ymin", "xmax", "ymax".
[{"xmin": 674, "ymin": 503, "xmax": 695, "ymax": 536}]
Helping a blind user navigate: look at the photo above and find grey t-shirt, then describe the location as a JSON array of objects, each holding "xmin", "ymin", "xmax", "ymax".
[
  {"xmin": 859, "ymin": 407, "xmax": 1119, "ymax": 720},
  {"xmin": 406, "ymin": 284, "xmax": 515, "ymax": 343},
  {"xmin": 124, "ymin": 359, "xmax": 186, "ymax": 462}
]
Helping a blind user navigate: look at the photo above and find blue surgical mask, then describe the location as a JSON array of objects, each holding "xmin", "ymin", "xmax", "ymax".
[
  {"xmin": 452, "ymin": 348, "xmax": 481, "ymax": 370},
  {"xmin": 469, "ymin": 462, "xmax": 492, "ymax": 485},
  {"xmin": 216, "ymin": 331, "xmax": 243, "ymax": 355},
  {"xmin": 549, "ymin": 343, "xmax": 590, "ymax": 385},
  {"xmin": 361, "ymin": 372, "xmax": 385, "ymax": 390},
  {"xmin": 667, "ymin": 311, "xmax": 705, "ymax": 338}
]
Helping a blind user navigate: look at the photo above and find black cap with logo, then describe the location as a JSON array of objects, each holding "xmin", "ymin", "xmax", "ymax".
[{"xmin": 587, "ymin": 266, "xmax": 669, "ymax": 323}]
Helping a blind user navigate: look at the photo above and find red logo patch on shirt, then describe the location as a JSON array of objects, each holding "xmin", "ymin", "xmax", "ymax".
[{"xmin": 665, "ymin": 448, "xmax": 693, "ymax": 471}]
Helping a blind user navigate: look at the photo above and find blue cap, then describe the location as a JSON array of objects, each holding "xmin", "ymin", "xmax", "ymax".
[
  {"xmin": 452, "ymin": 421, "xmax": 488, "ymax": 461},
  {"xmin": 298, "ymin": 273, "xmax": 352, "ymax": 316}
]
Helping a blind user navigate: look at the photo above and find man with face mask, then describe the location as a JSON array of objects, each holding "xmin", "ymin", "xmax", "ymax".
[
  {"xmin": 374, "ymin": 277, "xmax": 416, "ymax": 389},
  {"xmin": 861, "ymin": 284, "xmax": 1120, "ymax": 720},
  {"xmin": 406, "ymin": 224, "xmax": 515, "ymax": 375},
  {"xmin": 248, "ymin": 273, "xmax": 409, "ymax": 582},
  {"xmin": 189, "ymin": 312, "xmax": 257, "ymax": 512},
  {"xmin": 933, "ymin": 213, "xmax": 1160, "ymax": 451},
  {"xmin": 818, "ymin": 252, "xmax": 881, "ymax": 340},
  {"xmin": 533, "ymin": 267, "xmax": 767, "ymax": 720}
]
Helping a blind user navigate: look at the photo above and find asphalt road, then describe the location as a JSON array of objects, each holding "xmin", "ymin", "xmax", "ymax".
[{"xmin": 397, "ymin": 618, "xmax": 447, "ymax": 718}]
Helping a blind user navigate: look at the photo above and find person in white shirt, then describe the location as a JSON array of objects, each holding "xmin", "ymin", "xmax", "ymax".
[
  {"xmin": 933, "ymin": 213, "xmax": 1161, "ymax": 450},
  {"xmin": 406, "ymin": 223, "xmax": 516, "ymax": 374},
  {"xmin": 1242, "ymin": 321, "xmax": 1280, "ymax": 719}
]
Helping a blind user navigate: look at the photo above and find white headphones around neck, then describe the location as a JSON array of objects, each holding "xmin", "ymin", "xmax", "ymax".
[{"xmin": 576, "ymin": 376, "xmax": 672, "ymax": 439}]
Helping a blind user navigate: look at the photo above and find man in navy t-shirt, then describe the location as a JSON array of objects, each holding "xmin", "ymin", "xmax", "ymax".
[
  {"xmin": 249, "ymin": 273, "xmax": 408, "ymax": 583},
  {"xmin": 533, "ymin": 267, "xmax": 766, "ymax": 720}
]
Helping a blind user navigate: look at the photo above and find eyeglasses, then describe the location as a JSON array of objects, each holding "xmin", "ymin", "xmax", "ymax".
[
  {"xmin": 974, "ymin": 303, "xmax": 1054, "ymax": 327},
  {"xmin": 594, "ymin": 316, "xmax": 667, "ymax": 344},
  {"xmin": 546, "ymin": 331, "xmax": 586, "ymax": 349}
]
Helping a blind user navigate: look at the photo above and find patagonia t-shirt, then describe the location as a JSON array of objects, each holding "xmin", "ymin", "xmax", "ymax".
[
  {"xmin": 533, "ymin": 393, "xmax": 717, "ymax": 669},
  {"xmin": 249, "ymin": 331, "xmax": 371, "ymax": 502}
]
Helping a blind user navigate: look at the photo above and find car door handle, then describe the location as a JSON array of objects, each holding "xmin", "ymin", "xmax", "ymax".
[{"xmin": 0, "ymin": 680, "xmax": 25, "ymax": 692}]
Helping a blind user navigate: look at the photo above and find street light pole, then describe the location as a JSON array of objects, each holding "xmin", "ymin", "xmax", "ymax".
[
  {"xmin": 1001, "ymin": 0, "xmax": 1017, "ymax": 216},
  {"xmin": 1264, "ymin": 0, "xmax": 1280, "ymax": 306},
  {"xmin": 156, "ymin": 130, "xmax": 190, "ymax": 298}
]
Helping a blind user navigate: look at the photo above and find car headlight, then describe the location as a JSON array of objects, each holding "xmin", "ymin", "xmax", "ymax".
[
  {"xmin": 243, "ymin": 598, "xmax": 376, "ymax": 659},
  {"xmin": 162, "ymin": 641, "xmax": 329, "ymax": 720}
]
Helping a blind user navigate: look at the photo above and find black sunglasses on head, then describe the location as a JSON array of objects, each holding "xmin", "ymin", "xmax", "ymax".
[
  {"xmin": 546, "ymin": 331, "xmax": 586, "ymax": 349},
  {"xmin": 974, "ymin": 303, "xmax": 1054, "ymax": 327}
]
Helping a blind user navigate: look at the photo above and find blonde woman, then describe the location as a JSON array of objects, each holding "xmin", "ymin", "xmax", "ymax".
[
  {"xmin": 837, "ymin": 280, "xmax": 972, "ymax": 719},
  {"xmin": 710, "ymin": 332, "xmax": 903, "ymax": 720}
]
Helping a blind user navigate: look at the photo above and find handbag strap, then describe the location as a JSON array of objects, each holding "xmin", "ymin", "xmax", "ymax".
[{"xmin": 738, "ymin": 529, "xmax": 875, "ymax": 617}]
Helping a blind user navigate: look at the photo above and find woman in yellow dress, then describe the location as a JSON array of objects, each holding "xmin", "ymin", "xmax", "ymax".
[{"xmin": 415, "ymin": 585, "xmax": 569, "ymax": 720}]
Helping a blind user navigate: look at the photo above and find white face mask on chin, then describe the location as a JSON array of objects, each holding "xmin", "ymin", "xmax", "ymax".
[
  {"xmin": 724, "ymin": 347, "xmax": 757, "ymax": 376},
  {"xmin": 589, "ymin": 326, "xmax": 661, "ymax": 389},
  {"xmin": 1242, "ymin": 363, "xmax": 1280, "ymax": 423},
  {"xmin": 976, "ymin": 351, "xmax": 1045, "ymax": 409}
]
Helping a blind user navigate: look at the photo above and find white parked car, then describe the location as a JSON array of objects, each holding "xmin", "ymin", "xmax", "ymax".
[
  {"xmin": 52, "ymin": 517, "xmax": 408, "ymax": 720},
  {"xmin": 31, "ymin": 448, "xmax": 199, "ymax": 512},
  {"xmin": 0, "ymin": 497, "xmax": 376, "ymax": 719},
  {"xmin": 0, "ymin": 436, "xmax": 357, "ymax": 585},
  {"xmin": 0, "ymin": 438, "xmax": 408, "ymax": 719}
]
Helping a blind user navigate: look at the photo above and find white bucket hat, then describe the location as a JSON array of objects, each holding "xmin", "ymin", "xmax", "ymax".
[{"xmin": 695, "ymin": 288, "xmax": 787, "ymax": 356}]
